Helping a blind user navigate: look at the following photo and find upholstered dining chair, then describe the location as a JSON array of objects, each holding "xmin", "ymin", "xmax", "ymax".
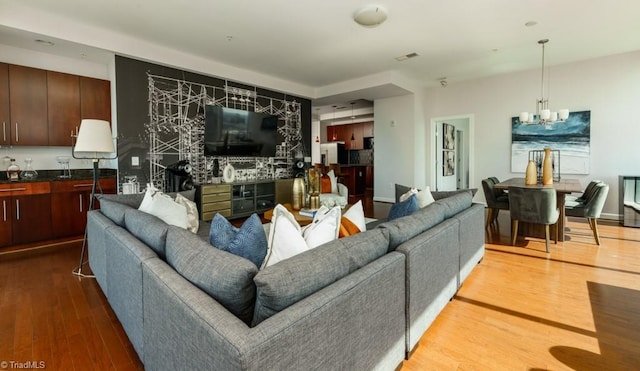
[
  {"xmin": 482, "ymin": 178, "xmax": 509, "ymax": 229},
  {"xmin": 566, "ymin": 179, "xmax": 602, "ymax": 205},
  {"xmin": 508, "ymin": 187, "xmax": 559, "ymax": 253},
  {"xmin": 565, "ymin": 182, "xmax": 609, "ymax": 245}
]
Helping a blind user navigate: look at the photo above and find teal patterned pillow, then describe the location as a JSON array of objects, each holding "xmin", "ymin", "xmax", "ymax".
[
  {"xmin": 388, "ymin": 194, "xmax": 419, "ymax": 221},
  {"xmin": 209, "ymin": 213, "xmax": 267, "ymax": 268}
]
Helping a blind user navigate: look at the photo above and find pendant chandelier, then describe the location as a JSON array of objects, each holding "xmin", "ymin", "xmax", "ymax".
[{"xmin": 519, "ymin": 39, "xmax": 569, "ymax": 125}]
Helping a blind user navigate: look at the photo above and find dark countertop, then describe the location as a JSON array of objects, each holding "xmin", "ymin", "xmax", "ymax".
[
  {"xmin": 0, "ymin": 168, "xmax": 117, "ymax": 184},
  {"xmin": 338, "ymin": 164, "xmax": 372, "ymax": 167}
]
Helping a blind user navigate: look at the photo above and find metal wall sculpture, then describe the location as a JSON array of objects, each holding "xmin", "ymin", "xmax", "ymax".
[{"xmin": 147, "ymin": 74, "xmax": 302, "ymax": 190}]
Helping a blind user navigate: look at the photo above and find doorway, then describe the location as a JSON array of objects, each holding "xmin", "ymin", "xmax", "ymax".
[{"xmin": 431, "ymin": 115, "xmax": 473, "ymax": 192}]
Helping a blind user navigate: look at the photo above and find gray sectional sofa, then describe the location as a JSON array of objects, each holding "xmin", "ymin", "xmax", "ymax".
[{"xmin": 87, "ymin": 189, "xmax": 484, "ymax": 370}]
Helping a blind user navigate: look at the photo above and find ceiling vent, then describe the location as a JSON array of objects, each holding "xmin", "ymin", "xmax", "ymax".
[{"xmin": 395, "ymin": 52, "xmax": 419, "ymax": 62}]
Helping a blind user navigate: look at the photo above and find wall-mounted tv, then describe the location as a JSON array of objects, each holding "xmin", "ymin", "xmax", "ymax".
[{"xmin": 204, "ymin": 105, "xmax": 279, "ymax": 157}]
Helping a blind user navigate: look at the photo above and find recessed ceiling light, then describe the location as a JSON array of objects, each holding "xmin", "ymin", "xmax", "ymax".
[
  {"xmin": 35, "ymin": 39, "xmax": 55, "ymax": 46},
  {"xmin": 525, "ymin": 21, "xmax": 538, "ymax": 27},
  {"xmin": 395, "ymin": 52, "xmax": 419, "ymax": 62},
  {"xmin": 353, "ymin": 5, "xmax": 388, "ymax": 27}
]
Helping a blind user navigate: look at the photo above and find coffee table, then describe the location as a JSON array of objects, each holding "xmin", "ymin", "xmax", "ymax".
[{"xmin": 263, "ymin": 203, "xmax": 351, "ymax": 226}]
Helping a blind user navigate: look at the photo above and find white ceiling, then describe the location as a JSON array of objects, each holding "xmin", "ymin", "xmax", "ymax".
[{"xmin": 2, "ymin": 0, "xmax": 640, "ymax": 118}]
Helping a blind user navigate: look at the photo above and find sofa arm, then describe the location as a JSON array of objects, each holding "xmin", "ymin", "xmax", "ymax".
[
  {"xmin": 142, "ymin": 252, "xmax": 406, "ymax": 371},
  {"xmin": 337, "ymin": 182, "xmax": 349, "ymax": 199}
]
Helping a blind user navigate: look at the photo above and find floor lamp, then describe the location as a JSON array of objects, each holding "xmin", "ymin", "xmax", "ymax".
[{"xmin": 72, "ymin": 119, "xmax": 116, "ymax": 277}]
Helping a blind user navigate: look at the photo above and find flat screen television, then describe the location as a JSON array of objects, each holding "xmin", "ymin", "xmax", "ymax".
[{"xmin": 204, "ymin": 105, "xmax": 279, "ymax": 157}]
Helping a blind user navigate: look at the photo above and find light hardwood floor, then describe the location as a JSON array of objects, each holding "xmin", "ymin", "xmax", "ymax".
[{"xmin": 1, "ymin": 205, "xmax": 638, "ymax": 370}]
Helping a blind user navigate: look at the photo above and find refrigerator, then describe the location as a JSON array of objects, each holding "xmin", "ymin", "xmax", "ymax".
[{"xmin": 320, "ymin": 142, "xmax": 348, "ymax": 165}]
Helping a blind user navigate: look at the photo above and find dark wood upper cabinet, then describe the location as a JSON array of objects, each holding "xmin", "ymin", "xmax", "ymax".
[
  {"xmin": 48, "ymin": 71, "xmax": 80, "ymax": 146},
  {"xmin": 8, "ymin": 64, "xmax": 48, "ymax": 145},
  {"xmin": 0, "ymin": 63, "xmax": 10, "ymax": 146},
  {"xmin": 80, "ymin": 76, "xmax": 111, "ymax": 123}
]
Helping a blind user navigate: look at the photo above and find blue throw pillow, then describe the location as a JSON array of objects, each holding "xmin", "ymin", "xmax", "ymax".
[
  {"xmin": 388, "ymin": 194, "xmax": 419, "ymax": 221},
  {"xmin": 209, "ymin": 213, "xmax": 267, "ymax": 268}
]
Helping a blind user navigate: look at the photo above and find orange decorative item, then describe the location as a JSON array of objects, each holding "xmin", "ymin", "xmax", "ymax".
[
  {"xmin": 321, "ymin": 174, "xmax": 332, "ymax": 193},
  {"xmin": 525, "ymin": 160, "xmax": 537, "ymax": 185},
  {"xmin": 542, "ymin": 147, "xmax": 553, "ymax": 185}
]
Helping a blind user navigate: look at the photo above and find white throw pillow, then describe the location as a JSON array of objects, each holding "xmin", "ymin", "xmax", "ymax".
[
  {"xmin": 138, "ymin": 183, "xmax": 189, "ymax": 229},
  {"xmin": 399, "ymin": 188, "xmax": 418, "ymax": 202},
  {"xmin": 262, "ymin": 204, "xmax": 341, "ymax": 268},
  {"xmin": 175, "ymin": 193, "xmax": 199, "ymax": 233},
  {"xmin": 327, "ymin": 170, "xmax": 338, "ymax": 194},
  {"xmin": 416, "ymin": 187, "xmax": 435, "ymax": 208},
  {"xmin": 400, "ymin": 186, "xmax": 435, "ymax": 208},
  {"xmin": 343, "ymin": 200, "xmax": 367, "ymax": 233}
]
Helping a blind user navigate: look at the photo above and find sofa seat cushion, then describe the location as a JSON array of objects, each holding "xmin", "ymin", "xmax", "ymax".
[
  {"xmin": 252, "ymin": 228, "xmax": 390, "ymax": 326},
  {"xmin": 124, "ymin": 209, "xmax": 171, "ymax": 259},
  {"xmin": 165, "ymin": 226, "xmax": 259, "ymax": 325}
]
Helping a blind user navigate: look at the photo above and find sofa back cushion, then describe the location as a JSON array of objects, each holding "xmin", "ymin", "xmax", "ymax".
[
  {"xmin": 165, "ymin": 227, "xmax": 258, "ymax": 325},
  {"xmin": 98, "ymin": 198, "xmax": 133, "ymax": 227},
  {"xmin": 434, "ymin": 190, "xmax": 473, "ymax": 219},
  {"xmin": 252, "ymin": 228, "xmax": 390, "ymax": 326},
  {"xmin": 378, "ymin": 202, "xmax": 447, "ymax": 251},
  {"xmin": 124, "ymin": 209, "xmax": 170, "ymax": 259}
]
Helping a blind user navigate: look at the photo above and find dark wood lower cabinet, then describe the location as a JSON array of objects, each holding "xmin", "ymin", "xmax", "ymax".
[
  {"xmin": 51, "ymin": 178, "xmax": 116, "ymax": 238},
  {"xmin": 0, "ymin": 177, "xmax": 116, "ymax": 248},
  {"xmin": 11, "ymin": 193, "xmax": 52, "ymax": 245}
]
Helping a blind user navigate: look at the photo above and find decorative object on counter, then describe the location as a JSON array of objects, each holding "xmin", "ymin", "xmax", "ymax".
[
  {"xmin": 20, "ymin": 157, "xmax": 38, "ymax": 180},
  {"xmin": 72, "ymin": 118, "xmax": 117, "ymax": 278},
  {"xmin": 292, "ymin": 177, "xmax": 306, "ymax": 210},
  {"xmin": 122, "ymin": 175, "xmax": 140, "ymax": 194},
  {"xmin": 56, "ymin": 156, "xmax": 72, "ymax": 179},
  {"xmin": 6, "ymin": 158, "xmax": 21, "ymax": 181},
  {"xmin": 542, "ymin": 147, "xmax": 553, "ymax": 185},
  {"xmin": 525, "ymin": 160, "xmax": 537, "ymax": 185},
  {"xmin": 222, "ymin": 163, "xmax": 236, "ymax": 183}
]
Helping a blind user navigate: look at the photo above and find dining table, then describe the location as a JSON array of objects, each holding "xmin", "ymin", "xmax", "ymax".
[{"xmin": 494, "ymin": 177, "xmax": 583, "ymax": 242}]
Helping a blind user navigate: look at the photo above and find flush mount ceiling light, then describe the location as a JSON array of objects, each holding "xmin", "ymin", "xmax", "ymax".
[
  {"xmin": 353, "ymin": 5, "xmax": 388, "ymax": 27},
  {"xmin": 395, "ymin": 52, "xmax": 419, "ymax": 62}
]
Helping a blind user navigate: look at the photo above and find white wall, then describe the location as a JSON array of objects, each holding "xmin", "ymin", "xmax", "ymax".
[
  {"xmin": 420, "ymin": 50, "xmax": 640, "ymax": 219},
  {"xmin": 373, "ymin": 94, "xmax": 416, "ymax": 202}
]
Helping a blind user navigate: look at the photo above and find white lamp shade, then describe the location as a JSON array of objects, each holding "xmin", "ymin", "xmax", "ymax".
[
  {"xmin": 550, "ymin": 112, "xmax": 558, "ymax": 122},
  {"xmin": 519, "ymin": 112, "xmax": 529, "ymax": 123},
  {"xmin": 558, "ymin": 109, "xmax": 570, "ymax": 120},
  {"xmin": 540, "ymin": 109, "xmax": 551, "ymax": 120},
  {"xmin": 74, "ymin": 119, "xmax": 115, "ymax": 154}
]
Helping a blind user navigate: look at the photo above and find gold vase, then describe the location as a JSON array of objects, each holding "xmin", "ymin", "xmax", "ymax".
[
  {"xmin": 292, "ymin": 178, "xmax": 306, "ymax": 210},
  {"xmin": 525, "ymin": 160, "xmax": 537, "ymax": 185},
  {"xmin": 542, "ymin": 148, "xmax": 553, "ymax": 185},
  {"xmin": 307, "ymin": 168, "xmax": 320, "ymax": 194}
]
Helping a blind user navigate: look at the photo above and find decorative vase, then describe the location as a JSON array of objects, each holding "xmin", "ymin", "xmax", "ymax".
[
  {"xmin": 542, "ymin": 147, "xmax": 553, "ymax": 185},
  {"xmin": 307, "ymin": 168, "xmax": 320, "ymax": 195},
  {"xmin": 20, "ymin": 157, "xmax": 38, "ymax": 180},
  {"xmin": 525, "ymin": 160, "xmax": 537, "ymax": 185},
  {"xmin": 292, "ymin": 178, "xmax": 306, "ymax": 210}
]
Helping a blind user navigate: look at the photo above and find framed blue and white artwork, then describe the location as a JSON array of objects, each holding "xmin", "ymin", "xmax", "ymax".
[{"xmin": 511, "ymin": 111, "xmax": 591, "ymax": 174}]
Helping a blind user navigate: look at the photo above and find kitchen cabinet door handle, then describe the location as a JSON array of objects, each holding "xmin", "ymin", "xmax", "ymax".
[
  {"xmin": 0, "ymin": 188, "xmax": 27, "ymax": 193},
  {"xmin": 15, "ymin": 123, "xmax": 18, "ymax": 142},
  {"xmin": 2, "ymin": 122, "xmax": 5, "ymax": 142},
  {"xmin": 79, "ymin": 194, "xmax": 83, "ymax": 212},
  {"xmin": 2, "ymin": 200, "xmax": 6, "ymax": 221},
  {"xmin": 15, "ymin": 199, "xmax": 19, "ymax": 220},
  {"xmin": 73, "ymin": 183, "xmax": 94, "ymax": 188}
]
